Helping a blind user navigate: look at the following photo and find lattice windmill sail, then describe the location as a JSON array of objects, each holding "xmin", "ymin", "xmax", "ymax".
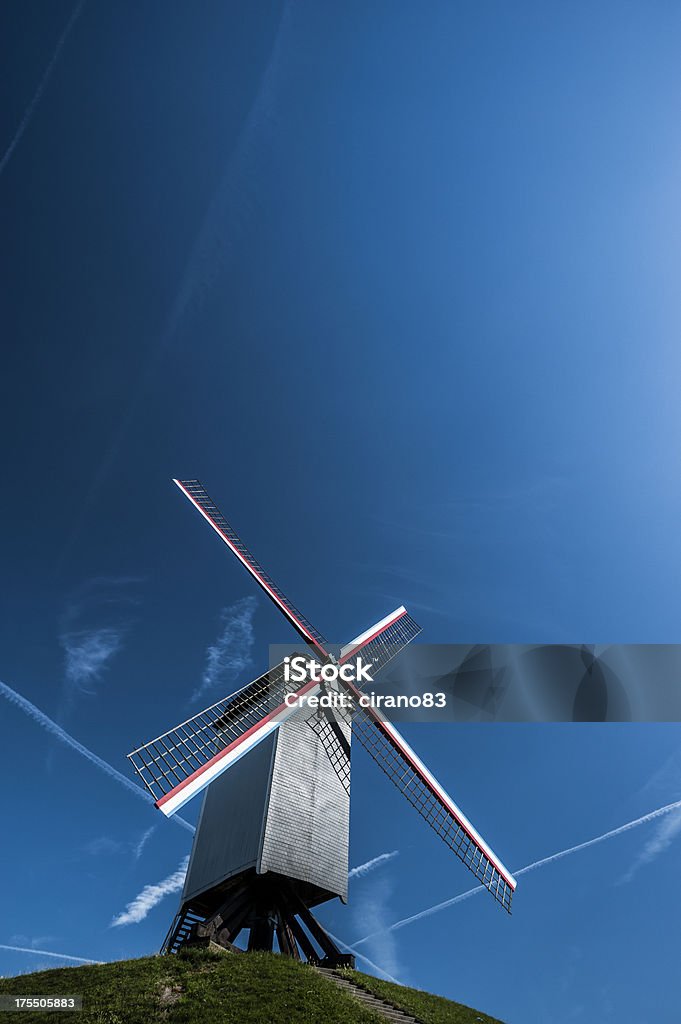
[{"xmin": 128, "ymin": 480, "xmax": 516, "ymax": 961}]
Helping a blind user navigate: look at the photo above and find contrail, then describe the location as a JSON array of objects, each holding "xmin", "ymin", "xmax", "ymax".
[
  {"xmin": 325, "ymin": 929, "xmax": 401, "ymax": 985},
  {"xmin": 53, "ymin": 3, "xmax": 292, "ymax": 575},
  {"xmin": 348, "ymin": 850, "xmax": 399, "ymax": 880},
  {"xmin": 0, "ymin": 0, "xmax": 87, "ymax": 178},
  {"xmin": 512, "ymin": 797, "xmax": 681, "ymax": 879},
  {"xmin": 0, "ymin": 679, "xmax": 194, "ymax": 834},
  {"xmin": 352, "ymin": 796, "xmax": 681, "ymax": 946},
  {"xmin": 0, "ymin": 944, "xmax": 101, "ymax": 965}
]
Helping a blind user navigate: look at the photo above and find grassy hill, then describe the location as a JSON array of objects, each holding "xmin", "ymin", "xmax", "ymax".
[{"xmin": 0, "ymin": 948, "xmax": 506, "ymax": 1024}]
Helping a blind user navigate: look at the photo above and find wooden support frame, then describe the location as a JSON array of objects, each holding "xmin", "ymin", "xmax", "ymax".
[{"xmin": 162, "ymin": 872, "xmax": 353, "ymax": 968}]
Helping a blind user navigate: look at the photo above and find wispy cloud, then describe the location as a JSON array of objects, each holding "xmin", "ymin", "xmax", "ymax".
[
  {"xmin": 0, "ymin": 0, "xmax": 86, "ymax": 178},
  {"xmin": 57, "ymin": 577, "xmax": 143, "ymax": 710},
  {"xmin": 618, "ymin": 806, "xmax": 681, "ymax": 884},
  {"xmin": 133, "ymin": 825, "xmax": 156, "ymax": 861},
  {"xmin": 0, "ymin": 944, "xmax": 100, "ymax": 965},
  {"xmin": 351, "ymin": 876, "xmax": 402, "ymax": 982},
  {"xmin": 110, "ymin": 856, "xmax": 189, "ymax": 927},
  {"xmin": 192, "ymin": 597, "xmax": 257, "ymax": 703},
  {"xmin": 348, "ymin": 850, "xmax": 399, "ymax": 880},
  {"xmin": 48, "ymin": 579, "xmax": 143, "ymax": 774},
  {"xmin": 61, "ymin": 575, "xmax": 146, "ymax": 616},
  {"xmin": 84, "ymin": 825, "xmax": 157, "ymax": 861},
  {"xmin": 61, "ymin": 628, "xmax": 123, "ymax": 695},
  {"xmin": 0, "ymin": 678, "xmax": 194, "ymax": 834},
  {"xmin": 636, "ymin": 746, "xmax": 681, "ymax": 799},
  {"xmin": 352, "ymin": 796, "xmax": 681, "ymax": 947}
]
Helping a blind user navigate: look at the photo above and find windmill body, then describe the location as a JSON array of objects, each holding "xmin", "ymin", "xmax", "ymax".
[
  {"xmin": 184, "ymin": 716, "xmax": 350, "ymax": 908},
  {"xmin": 130, "ymin": 480, "xmax": 516, "ymax": 963},
  {"xmin": 168, "ymin": 714, "xmax": 351, "ymax": 959}
]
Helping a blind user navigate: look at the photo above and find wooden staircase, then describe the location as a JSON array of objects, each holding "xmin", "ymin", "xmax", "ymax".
[
  {"xmin": 161, "ymin": 906, "xmax": 207, "ymax": 955},
  {"xmin": 312, "ymin": 967, "xmax": 423, "ymax": 1024}
]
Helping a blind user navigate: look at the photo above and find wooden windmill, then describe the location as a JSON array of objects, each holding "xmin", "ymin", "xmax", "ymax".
[{"xmin": 128, "ymin": 480, "xmax": 516, "ymax": 963}]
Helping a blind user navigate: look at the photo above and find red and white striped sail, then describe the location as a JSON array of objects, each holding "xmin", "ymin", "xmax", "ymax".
[
  {"xmin": 339, "ymin": 605, "xmax": 419, "ymax": 670},
  {"xmin": 342, "ymin": 678, "xmax": 517, "ymax": 911}
]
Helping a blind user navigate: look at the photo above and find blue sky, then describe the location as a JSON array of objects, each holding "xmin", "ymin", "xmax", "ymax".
[{"xmin": 1, "ymin": 2, "xmax": 681, "ymax": 1022}]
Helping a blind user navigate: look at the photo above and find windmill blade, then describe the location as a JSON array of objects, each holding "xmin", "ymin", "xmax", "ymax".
[
  {"xmin": 346, "ymin": 683, "xmax": 516, "ymax": 912},
  {"xmin": 173, "ymin": 479, "xmax": 328, "ymax": 657},
  {"xmin": 128, "ymin": 658, "xmax": 325, "ymax": 817},
  {"xmin": 339, "ymin": 606, "xmax": 421, "ymax": 675},
  {"xmin": 307, "ymin": 606, "xmax": 421, "ymax": 782}
]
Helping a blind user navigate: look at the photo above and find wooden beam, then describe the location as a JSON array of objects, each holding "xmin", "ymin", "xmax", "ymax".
[
  {"xmin": 284, "ymin": 886, "xmax": 340, "ymax": 960},
  {"xmin": 275, "ymin": 910, "xmax": 300, "ymax": 960}
]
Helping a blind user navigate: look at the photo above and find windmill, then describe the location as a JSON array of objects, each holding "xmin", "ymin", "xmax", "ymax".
[{"xmin": 128, "ymin": 480, "xmax": 516, "ymax": 964}]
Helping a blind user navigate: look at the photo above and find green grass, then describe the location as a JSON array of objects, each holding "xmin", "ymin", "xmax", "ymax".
[
  {"xmin": 344, "ymin": 969, "xmax": 506, "ymax": 1024},
  {"xmin": 0, "ymin": 949, "xmax": 504, "ymax": 1024}
]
